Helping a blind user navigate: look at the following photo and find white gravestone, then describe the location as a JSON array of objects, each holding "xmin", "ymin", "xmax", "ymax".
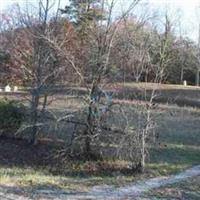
[
  {"xmin": 14, "ymin": 86, "xmax": 18, "ymax": 92},
  {"xmin": 5, "ymin": 85, "xmax": 11, "ymax": 92},
  {"xmin": 183, "ymin": 80, "xmax": 187, "ymax": 86}
]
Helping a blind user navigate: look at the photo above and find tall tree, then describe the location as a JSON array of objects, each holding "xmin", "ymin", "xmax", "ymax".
[
  {"xmin": 61, "ymin": 0, "xmax": 104, "ymax": 23},
  {"xmin": 8, "ymin": 0, "xmax": 75, "ymax": 144}
]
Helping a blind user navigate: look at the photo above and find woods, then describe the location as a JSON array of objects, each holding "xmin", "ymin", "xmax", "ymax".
[{"xmin": 0, "ymin": 1, "xmax": 199, "ymax": 86}]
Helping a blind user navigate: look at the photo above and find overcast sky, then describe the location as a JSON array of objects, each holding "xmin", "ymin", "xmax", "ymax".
[
  {"xmin": 149, "ymin": 0, "xmax": 200, "ymax": 42},
  {"xmin": 0, "ymin": 0, "xmax": 200, "ymax": 42}
]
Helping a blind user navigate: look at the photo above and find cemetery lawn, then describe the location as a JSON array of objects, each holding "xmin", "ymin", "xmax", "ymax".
[
  {"xmin": 0, "ymin": 83, "xmax": 200, "ymax": 189},
  {"xmin": 0, "ymin": 98, "xmax": 200, "ymax": 189}
]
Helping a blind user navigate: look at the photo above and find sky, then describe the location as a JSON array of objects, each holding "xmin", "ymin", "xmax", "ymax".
[
  {"xmin": 0, "ymin": 0, "xmax": 200, "ymax": 42},
  {"xmin": 149, "ymin": 0, "xmax": 200, "ymax": 42},
  {"xmin": 0, "ymin": 0, "xmax": 67, "ymax": 12}
]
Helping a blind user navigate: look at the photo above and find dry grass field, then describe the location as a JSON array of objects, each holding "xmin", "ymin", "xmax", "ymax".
[
  {"xmin": 109, "ymin": 82, "xmax": 200, "ymax": 107},
  {"xmin": 0, "ymin": 83, "xmax": 200, "ymax": 190}
]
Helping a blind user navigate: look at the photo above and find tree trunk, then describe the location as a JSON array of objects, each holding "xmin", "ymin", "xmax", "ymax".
[
  {"xmin": 84, "ymin": 102, "xmax": 93, "ymax": 158},
  {"xmin": 140, "ymin": 129, "xmax": 145, "ymax": 173},
  {"xmin": 42, "ymin": 94, "xmax": 48, "ymax": 112},
  {"xmin": 196, "ymin": 69, "xmax": 200, "ymax": 86},
  {"xmin": 135, "ymin": 76, "xmax": 140, "ymax": 83},
  {"xmin": 85, "ymin": 134, "xmax": 92, "ymax": 157},
  {"xmin": 180, "ymin": 66, "xmax": 184, "ymax": 84},
  {"xmin": 29, "ymin": 92, "xmax": 39, "ymax": 144}
]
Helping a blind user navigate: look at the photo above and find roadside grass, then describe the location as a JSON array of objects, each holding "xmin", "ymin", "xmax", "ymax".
[
  {"xmin": 0, "ymin": 166, "xmax": 91, "ymax": 191},
  {"xmin": 0, "ymin": 165, "xmax": 137, "ymax": 191},
  {"xmin": 146, "ymin": 176, "xmax": 200, "ymax": 200}
]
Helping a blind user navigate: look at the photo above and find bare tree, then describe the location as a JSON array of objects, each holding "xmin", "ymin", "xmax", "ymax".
[
  {"xmin": 0, "ymin": 0, "xmax": 173, "ymax": 173},
  {"xmin": 4, "ymin": 0, "xmax": 75, "ymax": 144},
  {"xmin": 78, "ymin": 0, "xmax": 141, "ymax": 158}
]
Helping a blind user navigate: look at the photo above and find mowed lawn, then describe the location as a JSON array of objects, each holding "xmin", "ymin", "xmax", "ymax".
[
  {"xmin": 110, "ymin": 82, "xmax": 200, "ymax": 108},
  {"xmin": 0, "ymin": 83, "xmax": 200, "ymax": 190}
]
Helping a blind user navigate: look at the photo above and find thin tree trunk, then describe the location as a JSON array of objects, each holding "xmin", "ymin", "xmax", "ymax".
[
  {"xmin": 135, "ymin": 76, "xmax": 140, "ymax": 83},
  {"xmin": 84, "ymin": 97, "xmax": 93, "ymax": 157},
  {"xmin": 196, "ymin": 69, "xmax": 199, "ymax": 86},
  {"xmin": 141, "ymin": 129, "xmax": 145, "ymax": 173},
  {"xmin": 42, "ymin": 94, "xmax": 48, "ymax": 112},
  {"xmin": 29, "ymin": 93, "xmax": 39, "ymax": 144},
  {"xmin": 180, "ymin": 66, "xmax": 184, "ymax": 84}
]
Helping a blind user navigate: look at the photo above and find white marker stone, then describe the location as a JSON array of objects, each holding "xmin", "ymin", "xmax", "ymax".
[
  {"xmin": 14, "ymin": 86, "xmax": 18, "ymax": 92},
  {"xmin": 5, "ymin": 85, "xmax": 11, "ymax": 92}
]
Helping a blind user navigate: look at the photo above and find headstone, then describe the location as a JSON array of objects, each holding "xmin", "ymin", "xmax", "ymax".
[
  {"xmin": 14, "ymin": 86, "xmax": 18, "ymax": 92},
  {"xmin": 5, "ymin": 85, "xmax": 11, "ymax": 92},
  {"xmin": 183, "ymin": 80, "xmax": 187, "ymax": 86}
]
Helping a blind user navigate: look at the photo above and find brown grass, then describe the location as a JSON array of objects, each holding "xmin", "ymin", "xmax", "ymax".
[{"xmin": 0, "ymin": 82, "xmax": 200, "ymax": 189}]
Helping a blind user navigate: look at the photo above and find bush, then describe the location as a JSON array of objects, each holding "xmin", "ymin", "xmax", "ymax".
[{"xmin": 0, "ymin": 100, "xmax": 25, "ymax": 135}]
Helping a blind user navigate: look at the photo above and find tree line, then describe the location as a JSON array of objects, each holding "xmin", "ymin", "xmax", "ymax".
[{"xmin": 0, "ymin": 0, "xmax": 199, "ymax": 86}]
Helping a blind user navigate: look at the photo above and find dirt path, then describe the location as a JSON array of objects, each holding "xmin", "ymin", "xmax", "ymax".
[{"xmin": 0, "ymin": 165, "xmax": 200, "ymax": 200}]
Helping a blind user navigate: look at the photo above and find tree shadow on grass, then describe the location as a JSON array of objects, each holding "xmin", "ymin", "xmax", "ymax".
[
  {"xmin": 0, "ymin": 136, "xmax": 136, "ymax": 182},
  {"xmin": 148, "ymin": 143, "xmax": 200, "ymax": 176}
]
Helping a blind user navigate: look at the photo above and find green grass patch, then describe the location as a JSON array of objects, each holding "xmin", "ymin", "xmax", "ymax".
[{"xmin": 0, "ymin": 165, "xmax": 136, "ymax": 191}]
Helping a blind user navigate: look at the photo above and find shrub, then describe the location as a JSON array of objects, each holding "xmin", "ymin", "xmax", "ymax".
[{"xmin": 0, "ymin": 100, "xmax": 25, "ymax": 135}]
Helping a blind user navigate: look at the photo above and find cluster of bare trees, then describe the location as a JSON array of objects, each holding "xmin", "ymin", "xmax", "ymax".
[
  {"xmin": 1, "ymin": 2, "xmax": 200, "ymax": 85},
  {"xmin": 0, "ymin": 0, "xmax": 198, "ymax": 172}
]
